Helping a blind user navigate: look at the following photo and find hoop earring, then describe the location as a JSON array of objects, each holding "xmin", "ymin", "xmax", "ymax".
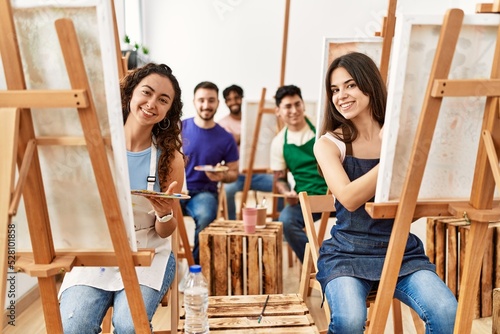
[{"xmin": 158, "ymin": 118, "xmax": 170, "ymax": 130}]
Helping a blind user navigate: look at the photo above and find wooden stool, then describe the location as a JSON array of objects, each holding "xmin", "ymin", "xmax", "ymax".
[
  {"xmin": 199, "ymin": 220, "xmax": 283, "ymax": 296},
  {"xmin": 178, "ymin": 294, "xmax": 320, "ymax": 333}
]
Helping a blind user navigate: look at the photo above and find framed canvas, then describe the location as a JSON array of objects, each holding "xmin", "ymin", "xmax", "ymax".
[
  {"xmin": 315, "ymin": 37, "xmax": 383, "ymax": 136},
  {"xmin": 375, "ymin": 13, "xmax": 500, "ymax": 202},
  {"xmin": 10, "ymin": 0, "xmax": 136, "ymax": 250}
]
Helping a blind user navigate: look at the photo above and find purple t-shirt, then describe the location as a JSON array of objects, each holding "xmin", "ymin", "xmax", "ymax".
[{"xmin": 182, "ymin": 117, "xmax": 239, "ymax": 193}]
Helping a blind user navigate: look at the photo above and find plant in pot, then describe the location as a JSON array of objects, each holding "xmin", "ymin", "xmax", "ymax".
[{"xmin": 137, "ymin": 45, "xmax": 151, "ymax": 66}]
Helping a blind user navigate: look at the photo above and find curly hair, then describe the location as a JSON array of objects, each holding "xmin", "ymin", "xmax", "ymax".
[
  {"xmin": 120, "ymin": 63, "xmax": 185, "ymax": 190},
  {"xmin": 321, "ymin": 52, "xmax": 387, "ymax": 143}
]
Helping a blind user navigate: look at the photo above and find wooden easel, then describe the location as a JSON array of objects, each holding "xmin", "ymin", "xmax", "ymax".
[
  {"xmin": 365, "ymin": 7, "xmax": 500, "ymax": 334},
  {"xmin": 375, "ymin": 0, "xmax": 398, "ymax": 84},
  {"xmin": 237, "ymin": 0, "xmax": 291, "ymax": 219},
  {"xmin": 0, "ymin": 1, "xmax": 159, "ymax": 333},
  {"xmin": 238, "ymin": 87, "xmax": 282, "ymax": 220}
]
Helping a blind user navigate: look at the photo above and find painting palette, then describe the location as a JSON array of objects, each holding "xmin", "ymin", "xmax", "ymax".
[
  {"xmin": 131, "ymin": 190, "xmax": 190, "ymax": 199},
  {"xmin": 194, "ymin": 165, "xmax": 229, "ymax": 172}
]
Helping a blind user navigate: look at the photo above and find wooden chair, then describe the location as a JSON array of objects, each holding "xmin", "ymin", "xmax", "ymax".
[
  {"xmin": 298, "ymin": 192, "xmax": 335, "ymax": 325},
  {"xmin": 216, "ymin": 182, "xmax": 228, "ymax": 220},
  {"xmin": 297, "ymin": 191, "xmax": 424, "ymax": 334}
]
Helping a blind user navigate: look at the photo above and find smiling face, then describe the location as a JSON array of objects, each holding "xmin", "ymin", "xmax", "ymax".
[
  {"xmin": 224, "ymin": 90, "xmax": 242, "ymax": 115},
  {"xmin": 127, "ymin": 73, "xmax": 175, "ymax": 129},
  {"xmin": 275, "ymin": 94, "xmax": 306, "ymax": 131},
  {"xmin": 194, "ymin": 87, "xmax": 219, "ymax": 121},
  {"xmin": 329, "ymin": 66, "xmax": 370, "ymax": 120}
]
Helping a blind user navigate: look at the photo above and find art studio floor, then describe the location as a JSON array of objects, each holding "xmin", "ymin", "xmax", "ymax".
[{"xmin": 3, "ymin": 193, "xmax": 494, "ymax": 333}]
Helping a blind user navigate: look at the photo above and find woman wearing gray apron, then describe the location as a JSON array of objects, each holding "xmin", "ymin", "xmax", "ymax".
[{"xmin": 314, "ymin": 52, "xmax": 457, "ymax": 333}]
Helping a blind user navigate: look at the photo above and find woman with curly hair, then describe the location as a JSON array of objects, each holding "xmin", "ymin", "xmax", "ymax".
[{"xmin": 59, "ymin": 63, "xmax": 185, "ymax": 333}]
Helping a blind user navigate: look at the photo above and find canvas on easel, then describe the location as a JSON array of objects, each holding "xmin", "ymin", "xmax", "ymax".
[
  {"xmin": 0, "ymin": 0, "xmax": 158, "ymax": 332},
  {"xmin": 376, "ymin": 12, "xmax": 500, "ymax": 203},
  {"xmin": 365, "ymin": 8, "xmax": 500, "ymax": 334},
  {"xmin": 8, "ymin": 0, "xmax": 135, "ymax": 250}
]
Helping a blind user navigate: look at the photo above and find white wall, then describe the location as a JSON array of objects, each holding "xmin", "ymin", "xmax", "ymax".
[{"xmin": 117, "ymin": 0, "xmax": 481, "ymax": 121}]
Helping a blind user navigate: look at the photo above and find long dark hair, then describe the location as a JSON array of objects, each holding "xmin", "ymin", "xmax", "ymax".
[
  {"xmin": 321, "ymin": 52, "xmax": 387, "ymax": 143},
  {"xmin": 120, "ymin": 63, "xmax": 185, "ymax": 190}
]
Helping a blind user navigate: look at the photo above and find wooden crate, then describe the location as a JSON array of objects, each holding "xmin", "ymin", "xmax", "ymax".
[
  {"xmin": 199, "ymin": 220, "xmax": 283, "ymax": 296},
  {"xmin": 178, "ymin": 294, "xmax": 320, "ymax": 333},
  {"xmin": 426, "ymin": 218, "xmax": 500, "ymax": 318}
]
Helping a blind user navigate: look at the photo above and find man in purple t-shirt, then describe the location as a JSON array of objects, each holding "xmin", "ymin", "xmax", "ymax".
[{"xmin": 181, "ymin": 81, "xmax": 239, "ymax": 264}]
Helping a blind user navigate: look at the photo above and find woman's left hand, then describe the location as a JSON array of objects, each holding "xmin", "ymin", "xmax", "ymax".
[{"xmin": 148, "ymin": 181, "xmax": 178, "ymax": 217}]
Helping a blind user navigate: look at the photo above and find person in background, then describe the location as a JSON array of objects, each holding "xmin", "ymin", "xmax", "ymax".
[
  {"xmin": 59, "ymin": 63, "xmax": 185, "ymax": 333},
  {"xmin": 270, "ymin": 84, "xmax": 329, "ymax": 263},
  {"xmin": 314, "ymin": 52, "xmax": 457, "ymax": 333},
  {"xmin": 219, "ymin": 84, "xmax": 276, "ymax": 220},
  {"xmin": 181, "ymin": 81, "xmax": 239, "ymax": 264}
]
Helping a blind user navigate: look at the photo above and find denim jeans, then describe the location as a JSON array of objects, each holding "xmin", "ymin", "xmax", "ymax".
[
  {"xmin": 280, "ymin": 203, "xmax": 322, "ymax": 263},
  {"xmin": 60, "ymin": 252, "xmax": 176, "ymax": 334},
  {"xmin": 324, "ymin": 270, "xmax": 457, "ymax": 334},
  {"xmin": 180, "ymin": 191, "xmax": 218, "ymax": 264},
  {"xmin": 224, "ymin": 173, "xmax": 275, "ymax": 220}
]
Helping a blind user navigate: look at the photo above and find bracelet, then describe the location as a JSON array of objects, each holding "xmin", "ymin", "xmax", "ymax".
[{"xmin": 156, "ymin": 210, "xmax": 173, "ymax": 223}]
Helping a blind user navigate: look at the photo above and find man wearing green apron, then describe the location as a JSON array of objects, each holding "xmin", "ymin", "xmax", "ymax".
[{"xmin": 270, "ymin": 85, "xmax": 329, "ymax": 263}]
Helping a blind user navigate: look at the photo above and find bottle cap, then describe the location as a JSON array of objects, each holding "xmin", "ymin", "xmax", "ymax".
[{"xmin": 189, "ymin": 264, "xmax": 202, "ymax": 273}]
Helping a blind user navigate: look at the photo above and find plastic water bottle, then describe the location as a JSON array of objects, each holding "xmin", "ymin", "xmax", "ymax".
[{"xmin": 184, "ymin": 264, "xmax": 209, "ymax": 334}]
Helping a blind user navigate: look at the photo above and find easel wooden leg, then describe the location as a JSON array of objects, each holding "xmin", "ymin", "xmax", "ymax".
[
  {"xmin": 494, "ymin": 288, "xmax": 500, "ymax": 334},
  {"xmin": 482, "ymin": 130, "xmax": 500, "ymax": 194},
  {"xmin": 39, "ymin": 277, "xmax": 65, "ymax": 331},
  {"xmin": 453, "ymin": 221, "xmax": 490, "ymax": 334}
]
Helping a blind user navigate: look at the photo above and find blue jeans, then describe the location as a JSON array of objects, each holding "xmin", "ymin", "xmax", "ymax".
[
  {"xmin": 280, "ymin": 203, "xmax": 322, "ymax": 263},
  {"xmin": 180, "ymin": 191, "xmax": 218, "ymax": 264},
  {"xmin": 60, "ymin": 253, "xmax": 176, "ymax": 334},
  {"xmin": 225, "ymin": 173, "xmax": 275, "ymax": 220},
  {"xmin": 324, "ymin": 270, "xmax": 457, "ymax": 334}
]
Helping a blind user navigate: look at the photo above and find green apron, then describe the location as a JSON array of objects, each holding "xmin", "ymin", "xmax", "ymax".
[{"xmin": 283, "ymin": 118, "xmax": 327, "ymax": 195}]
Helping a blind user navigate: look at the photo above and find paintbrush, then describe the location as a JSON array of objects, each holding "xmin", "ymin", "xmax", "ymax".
[{"xmin": 257, "ymin": 294, "xmax": 270, "ymax": 323}]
